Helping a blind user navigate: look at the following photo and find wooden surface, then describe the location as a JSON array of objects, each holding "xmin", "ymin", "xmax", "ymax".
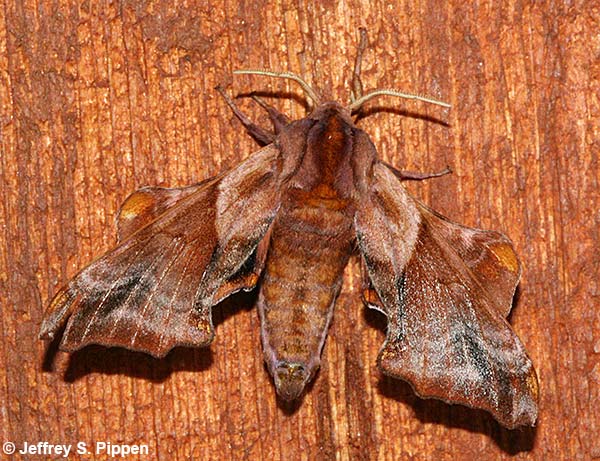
[{"xmin": 1, "ymin": 1, "xmax": 598, "ymax": 460}]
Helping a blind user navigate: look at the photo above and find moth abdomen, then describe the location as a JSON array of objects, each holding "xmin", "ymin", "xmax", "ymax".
[{"xmin": 257, "ymin": 200, "xmax": 353, "ymax": 400}]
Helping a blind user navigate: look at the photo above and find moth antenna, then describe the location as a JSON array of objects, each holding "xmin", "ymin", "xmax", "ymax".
[
  {"xmin": 348, "ymin": 88, "xmax": 451, "ymax": 112},
  {"xmin": 350, "ymin": 27, "xmax": 369, "ymax": 103},
  {"xmin": 233, "ymin": 69, "xmax": 322, "ymax": 106}
]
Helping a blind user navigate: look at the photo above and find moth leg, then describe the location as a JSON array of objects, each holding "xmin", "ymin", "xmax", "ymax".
[
  {"xmin": 216, "ymin": 85, "xmax": 275, "ymax": 145},
  {"xmin": 350, "ymin": 27, "xmax": 369, "ymax": 102},
  {"xmin": 383, "ymin": 161, "xmax": 452, "ymax": 181},
  {"xmin": 250, "ymin": 95, "xmax": 290, "ymax": 134}
]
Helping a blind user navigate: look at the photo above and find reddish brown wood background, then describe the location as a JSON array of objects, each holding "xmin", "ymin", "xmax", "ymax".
[{"xmin": 1, "ymin": 1, "xmax": 598, "ymax": 460}]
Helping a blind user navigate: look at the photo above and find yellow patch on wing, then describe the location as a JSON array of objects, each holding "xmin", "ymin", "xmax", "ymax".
[
  {"xmin": 196, "ymin": 318, "xmax": 212, "ymax": 335},
  {"xmin": 378, "ymin": 347, "xmax": 397, "ymax": 368},
  {"xmin": 526, "ymin": 369, "xmax": 539, "ymax": 401},
  {"xmin": 489, "ymin": 242, "xmax": 519, "ymax": 273},
  {"xmin": 119, "ymin": 191, "xmax": 157, "ymax": 221},
  {"xmin": 48, "ymin": 289, "xmax": 71, "ymax": 312}
]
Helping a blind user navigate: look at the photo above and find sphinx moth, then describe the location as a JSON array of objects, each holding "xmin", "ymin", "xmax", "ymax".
[{"xmin": 40, "ymin": 30, "xmax": 538, "ymax": 429}]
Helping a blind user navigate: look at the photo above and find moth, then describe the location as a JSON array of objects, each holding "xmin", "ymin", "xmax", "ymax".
[{"xmin": 40, "ymin": 30, "xmax": 538, "ymax": 429}]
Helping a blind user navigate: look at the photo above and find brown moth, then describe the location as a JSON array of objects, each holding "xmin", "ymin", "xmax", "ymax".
[{"xmin": 40, "ymin": 30, "xmax": 538, "ymax": 429}]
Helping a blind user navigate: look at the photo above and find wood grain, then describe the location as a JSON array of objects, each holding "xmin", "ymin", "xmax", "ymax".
[{"xmin": 1, "ymin": 1, "xmax": 597, "ymax": 460}]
